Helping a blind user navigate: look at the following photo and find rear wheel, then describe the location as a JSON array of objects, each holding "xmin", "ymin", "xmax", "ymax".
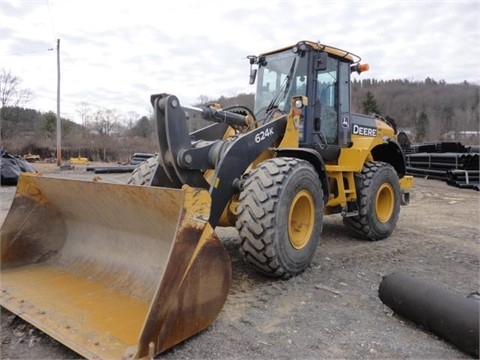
[
  {"xmin": 128, "ymin": 155, "xmax": 158, "ymax": 186},
  {"xmin": 343, "ymin": 161, "xmax": 401, "ymax": 240},
  {"xmin": 236, "ymin": 157, "xmax": 323, "ymax": 279}
]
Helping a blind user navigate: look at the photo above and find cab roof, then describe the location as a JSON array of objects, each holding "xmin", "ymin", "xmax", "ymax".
[{"xmin": 260, "ymin": 40, "xmax": 361, "ymax": 64}]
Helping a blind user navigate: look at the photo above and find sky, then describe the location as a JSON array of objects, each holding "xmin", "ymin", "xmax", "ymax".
[{"xmin": 1, "ymin": 0, "xmax": 479, "ymax": 124}]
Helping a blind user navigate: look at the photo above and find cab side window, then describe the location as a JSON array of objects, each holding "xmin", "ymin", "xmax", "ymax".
[{"xmin": 316, "ymin": 57, "xmax": 338, "ymax": 144}]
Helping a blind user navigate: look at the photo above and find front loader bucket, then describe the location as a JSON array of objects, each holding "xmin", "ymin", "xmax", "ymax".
[{"xmin": 0, "ymin": 174, "xmax": 231, "ymax": 359}]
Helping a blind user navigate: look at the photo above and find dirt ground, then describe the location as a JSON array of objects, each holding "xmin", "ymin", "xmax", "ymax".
[{"xmin": 1, "ymin": 162, "xmax": 479, "ymax": 359}]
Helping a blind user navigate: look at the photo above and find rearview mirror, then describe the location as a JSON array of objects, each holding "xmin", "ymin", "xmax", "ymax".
[
  {"xmin": 316, "ymin": 52, "xmax": 328, "ymax": 71},
  {"xmin": 249, "ymin": 68, "xmax": 257, "ymax": 85}
]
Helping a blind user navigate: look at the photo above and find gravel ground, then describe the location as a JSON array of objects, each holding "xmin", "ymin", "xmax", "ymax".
[{"xmin": 1, "ymin": 163, "xmax": 479, "ymax": 359}]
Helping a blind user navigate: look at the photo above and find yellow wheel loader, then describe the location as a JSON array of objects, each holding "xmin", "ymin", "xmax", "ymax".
[{"xmin": 0, "ymin": 41, "xmax": 412, "ymax": 359}]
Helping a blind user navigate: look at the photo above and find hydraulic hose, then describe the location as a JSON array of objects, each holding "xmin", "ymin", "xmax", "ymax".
[{"xmin": 182, "ymin": 104, "xmax": 248, "ymax": 127}]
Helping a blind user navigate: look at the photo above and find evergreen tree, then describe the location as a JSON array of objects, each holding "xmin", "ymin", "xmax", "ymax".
[
  {"xmin": 415, "ymin": 110, "xmax": 429, "ymax": 142},
  {"xmin": 131, "ymin": 116, "xmax": 153, "ymax": 138},
  {"xmin": 42, "ymin": 111, "xmax": 56, "ymax": 139},
  {"xmin": 361, "ymin": 91, "xmax": 381, "ymax": 115}
]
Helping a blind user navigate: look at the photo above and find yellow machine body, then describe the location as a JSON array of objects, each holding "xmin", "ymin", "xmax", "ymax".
[{"xmin": 0, "ymin": 40, "xmax": 413, "ymax": 359}]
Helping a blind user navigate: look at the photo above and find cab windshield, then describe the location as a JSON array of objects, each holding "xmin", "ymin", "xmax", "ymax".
[{"xmin": 254, "ymin": 50, "xmax": 306, "ymax": 116}]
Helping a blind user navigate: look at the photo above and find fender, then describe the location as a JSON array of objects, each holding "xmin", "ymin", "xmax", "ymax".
[
  {"xmin": 371, "ymin": 139, "xmax": 406, "ymax": 177},
  {"xmin": 275, "ymin": 147, "xmax": 329, "ymax": 203}
]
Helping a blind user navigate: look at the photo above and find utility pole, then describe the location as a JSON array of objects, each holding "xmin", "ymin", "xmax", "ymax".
[{"xmin": 56, "ymin": 38, "xmax": 61, "ymax": 166}]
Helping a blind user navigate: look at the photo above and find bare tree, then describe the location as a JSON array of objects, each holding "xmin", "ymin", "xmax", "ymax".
[
  {"xmin": 195, "ymin": 95, "xmax": 211, "ymax": 106},
  {"xmin": 124, "ymin": 111, "xmax": 140, "ymax": 134},
  {"xmin": 76, "ymin": 102, "xmax": 91, "ymax": 136},
  {"xmin": 0, "ymin": 68, "xmax": 33, "ymax": 109},
  {"xmin": 1, "ymin": 68, "xmax": 34, "ymax": 139},
  {"xmin": 90, "ymin": 108, "xmax": 121, "ymax": 136}
]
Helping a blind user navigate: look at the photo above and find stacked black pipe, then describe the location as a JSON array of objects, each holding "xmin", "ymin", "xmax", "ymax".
[
  {"xmin": 130, "ymin": 152, "xmax": 156, "ymax": 165},
  {"xmin": 405, "ymin": 141, "xmax": 479, "ymax": 191},
  {"xmin": 408, "ymin": 141, "xmax": 468, "ymax": 154},
  {"xmin": 446, "ymin": 170, "xmax": 480, "ymax": 191}
]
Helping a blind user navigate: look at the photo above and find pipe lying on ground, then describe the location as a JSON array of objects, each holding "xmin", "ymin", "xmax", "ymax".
[
  {"xmin": 378, "ymin": 272, "xmax": 479, "ymax": 358},
  {"xmin": 93, "ymin": 165, "xmax": 138, "ymax": 174},
  {"xmin": 85, "ymin": 165, "xmax": 138, "ymax": 173},
  {"xmin": 406, "ymin": 166, "xmax": 447, "ymax": 180}
]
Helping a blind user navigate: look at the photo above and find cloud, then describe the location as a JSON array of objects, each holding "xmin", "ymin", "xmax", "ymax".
[{"xmin": 0, "ymin": 0, "xmax": 478, "ymax": 124}]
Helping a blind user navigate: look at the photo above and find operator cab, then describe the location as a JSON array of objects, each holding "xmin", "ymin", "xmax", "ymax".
[{"xmin": 248, "ymin": 41, "xmax": 368, "ymax": 162}]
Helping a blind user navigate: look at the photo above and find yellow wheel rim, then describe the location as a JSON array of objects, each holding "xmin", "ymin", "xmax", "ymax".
[
  {"xmin": 376, "ymin": 183, "xmax": 394, "ymax": 223},
  {"xmin": 288, "ymin": 190, "xmax": 315, "ymax": 250}
]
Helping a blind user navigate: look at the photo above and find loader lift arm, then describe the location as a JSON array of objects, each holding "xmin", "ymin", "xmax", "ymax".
[{"xmin": 151, "ymin": 93, "xmax": 289, "ymax": 227}]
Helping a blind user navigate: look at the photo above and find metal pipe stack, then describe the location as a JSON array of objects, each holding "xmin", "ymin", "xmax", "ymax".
[{"xmin": 404, "ymin": 141, "xmax": 479, "ymax": 191}]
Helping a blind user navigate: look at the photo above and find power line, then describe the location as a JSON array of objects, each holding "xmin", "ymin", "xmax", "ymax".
[
  {"xmin": 2, "ymin": 48, "xmax": 54, "ymax": 57},
  {"xmin": 45, "ymin": 0, "xmax": 57, "ymax": 41},
  {"xmin": 2, "ymin": 1, "xmax": 57, "ymax": 58}
]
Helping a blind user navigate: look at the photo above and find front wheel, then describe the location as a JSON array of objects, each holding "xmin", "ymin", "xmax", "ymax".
[
  {"xmin": 236, "ymin": 157, "xmax": 324, "ymax": 279},
  {"xmin": 127, "ymin": 155, "xmax": 158, "ymax": 186},
  {"xmin": 343, "ymin": 161, "xmax": 401, "ymax": 240}
]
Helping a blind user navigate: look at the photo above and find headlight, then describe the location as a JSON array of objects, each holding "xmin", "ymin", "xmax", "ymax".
[{"xmin": 294, "ymin": 99, "xmax": 303, "ymax": 109}]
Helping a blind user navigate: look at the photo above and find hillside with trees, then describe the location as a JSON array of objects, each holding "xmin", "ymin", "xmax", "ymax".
[
  {"xmin": 351, "ymin": 78, "xmax": 479, "ymax": 142},
  {"xmin": 1, "ymin": 105, "xmax": 158, "ymax": 162},
  {"xmin": 1, "ymin": 68, "xmax": 478, "ymax": 163}
]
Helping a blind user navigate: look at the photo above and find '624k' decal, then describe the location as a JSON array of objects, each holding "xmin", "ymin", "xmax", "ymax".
[{"xmin": 255, "ymin": 127, "xmax": 274, "ymax": 143}]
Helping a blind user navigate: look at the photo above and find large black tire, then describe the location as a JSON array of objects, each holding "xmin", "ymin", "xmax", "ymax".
[
  {"xmin": 343, "ymin": 161, "xmax": 401, "ymax": 241},
  {"xmin": 236, "ymin": 157, "xmax": 324, "ymax": 279},
  {"xmin": 127, "ymin": 155, "xmax": 158, "ymax": 186}
]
